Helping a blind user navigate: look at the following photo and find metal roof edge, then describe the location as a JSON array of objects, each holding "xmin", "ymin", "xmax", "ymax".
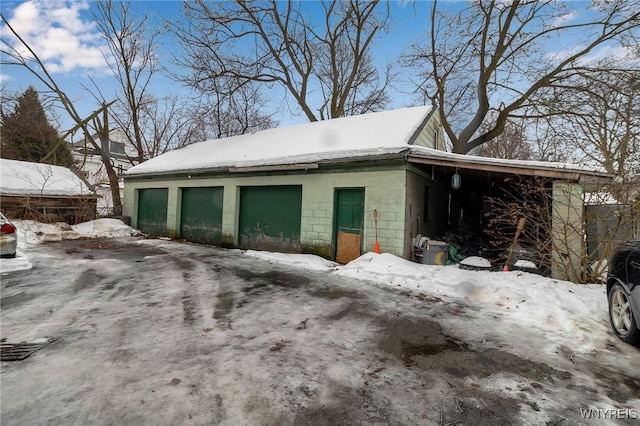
[
  {"xmin": 407, "ymin": 149, "xmax": 613, "ymax": 179},
  {"xmin": 123, "ymin": 149, "xmax": 411, "ymax": 179}
]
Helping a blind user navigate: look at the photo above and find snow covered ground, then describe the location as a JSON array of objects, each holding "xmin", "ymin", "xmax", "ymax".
[
  {"xmin": 1, "ymin": 219, "xmax": 639, "ymax": 424},
  {"xmin": 6, "ymin": 218, "xmax": 615, "ymax": 364}
]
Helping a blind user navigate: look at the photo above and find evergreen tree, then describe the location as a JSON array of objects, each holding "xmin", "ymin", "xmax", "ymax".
[{"xmin": 0, "ymin": 86, "xmax": 74, "ymax": 167}]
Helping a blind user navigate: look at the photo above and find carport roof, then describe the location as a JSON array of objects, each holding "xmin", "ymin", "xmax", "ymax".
[{"xmin": 407, "ymin": 146, "xmax": 613, "ymax": 182}]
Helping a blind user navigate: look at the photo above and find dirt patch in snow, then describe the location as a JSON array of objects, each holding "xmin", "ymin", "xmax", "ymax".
[
  {"xmin": 378, "ymin": 317, "xmax": 570, "ymax": 381},
  {"xmin": 0, "ymin": 291, "xmax": 37, "ymax": 309},
  {"xmin": 234, "ymin": 267, "xmax": 310, "ymax": 290},
  {"xmin": 53, "ymin": 237, "xmax": 166, "ymax": 260},
  {"xmin": 72, "ymin": 268, "xmax": 103, "ymax": 292},
  {"xmin": 374, "ymin": 316, "xmax": 586, "ymax": 425}
]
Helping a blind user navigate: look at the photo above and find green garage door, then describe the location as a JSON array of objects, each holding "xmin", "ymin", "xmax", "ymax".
[
  {"xmin": 137, "ymin": 188, "xmax": 168, "ymax": 236},
  {"xmin": 239, "ymin": 185, "xmax": 302, "ymax": 252},
  {"xmin": 180, "ymin": 187, "xmax": 224, "ymax": 244}
]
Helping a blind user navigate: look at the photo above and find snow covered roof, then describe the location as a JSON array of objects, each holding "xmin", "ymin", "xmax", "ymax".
[
  {"xmin": 0, "ymin": 158, "xmax": 94, "ymax": 197},
  {"xmin": 124, "ymin": 105, "xmax": 611, "ymax": 180},
  {"xmin": 125, "ymin": 106, "xmax": 433, "ymax": 176}
]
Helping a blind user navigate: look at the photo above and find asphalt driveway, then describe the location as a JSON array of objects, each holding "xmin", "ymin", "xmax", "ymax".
[{"xmin": 1, "ymin": 237, "xmax": 638, "ymax": 425}]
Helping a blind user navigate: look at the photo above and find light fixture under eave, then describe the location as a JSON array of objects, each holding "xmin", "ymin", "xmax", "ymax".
[{"xmin": 451, "ymin": 172, "xmax": 462, "ymax": 189}]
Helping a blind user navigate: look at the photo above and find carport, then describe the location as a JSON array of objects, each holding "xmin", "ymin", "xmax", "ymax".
[{"xmin": 406, "ymin": 150, "xmax": 614, "ymax": 281}]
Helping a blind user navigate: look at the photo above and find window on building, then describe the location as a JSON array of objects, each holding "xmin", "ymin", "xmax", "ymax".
[{"xmin": 110, "ymin": 141, "xmax": 125, "ymax": 155}]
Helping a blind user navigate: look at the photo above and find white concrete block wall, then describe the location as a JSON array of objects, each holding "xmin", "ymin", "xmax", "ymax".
[
  {"xmin": 123, "ymin": 167, "xmax": 409, "ymax": 259},
  {"xmin": 551, "ymin": 181, "xmax": 585, "ymax": 282}
]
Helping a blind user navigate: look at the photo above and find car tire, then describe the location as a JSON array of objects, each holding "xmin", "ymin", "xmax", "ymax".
[{"xmin": 608, "ymin": 283, "xmax": 640, "ymax": 347}]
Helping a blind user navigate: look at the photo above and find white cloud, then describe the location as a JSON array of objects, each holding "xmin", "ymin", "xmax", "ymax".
[
  {"xmin": 577, "ymin": 44, "xmax": 640, "ymax": 66},
  {"xmin": 0, "ymin": 73, "xmax": 14, "ymax": 85},
  {"xmin": 547, "ymin": 44, "xmax": 639, "ymax": 67},
  {"xmin": 3, "ymin": 0, "xmax": 109, "ymax": 74},
  {"xmin": 546, "ymin": 10, "xmax": 581, "ymax": 29}
]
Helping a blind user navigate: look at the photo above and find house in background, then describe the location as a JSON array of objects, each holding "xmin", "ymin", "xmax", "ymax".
[
  {"xmin": 68, "ymin": 128, "xmax": 139, "ymax": 215},
  {"xmin": 0, "ymin": 158, "xmax": 97, "ymax": 224},
  {"xmin": 122, "ymin": 106, "xmax": 612, "ymax": 281}
]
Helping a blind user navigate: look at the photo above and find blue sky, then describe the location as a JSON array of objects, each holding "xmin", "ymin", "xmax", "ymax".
[
  {"xmin": 0, "ymin": 1, "xmax": 429, "ymax": 131},
  {"xmin": 1, "ymin": 0, "xmax": 634, "ymax": 137}
]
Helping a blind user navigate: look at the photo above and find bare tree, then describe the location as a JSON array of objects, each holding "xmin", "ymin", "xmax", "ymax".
[
  {"xmin": 484, "ymin": 177, "xmax": 554, "ymax": 275},
  {"xmin": 110, "ymin": 94, "xmax": 200, "ymax": 158},
  {"xmin": 543, "ymin": 68, "xmax": 640, "ymax": 254},
  {"xmin": 484, "ymin": 176, "xmax": 634, "ymax": 283},
  {"xmin": 1, "ymin": 14, "xmax": 123, "ymax": 215},
  {"xmin": 171, "ymin": 0, "xmax": 392, "ymax": 122},
  {"xmin": 93, "ymin": 0, "xmax": 273, "ymax": 158},
  {"xmin": 404, "ymin": 0, "xmax": 640, "ymax": 154},
  {"xmin": 542, "ymin": 68, "xmax": 640, "ymax": 179},
  {"xmin": 528, "ymin": 120, "xmax": 571, "ymax": 163},
  {"xmin": 188, "ymin": 79, "xmax": 277, "ymax": 142},
  {"xmin": 472, "ymin": 116, "xmax": 532, "ymax": 160},
  {"xmin": 0, "ymin": 85, "xmax": 18, "ymax": 118},
  {"xmin": 91, "ymin": 0, "xmax": 191, "ymax": 163}
]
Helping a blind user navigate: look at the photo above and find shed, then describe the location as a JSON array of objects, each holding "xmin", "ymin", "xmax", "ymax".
[
  {"xmin": 122, "ymin": 106, "xmax": 612, "ymax": 281},
  {"xmin": 0, "ymin": 158, "xmax": 97, "ymax": 224}
]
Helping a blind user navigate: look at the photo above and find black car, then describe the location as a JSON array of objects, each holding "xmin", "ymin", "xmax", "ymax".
[{"xmin": 607, "ymin": 240, "xmax": 640, "ymax": 347}]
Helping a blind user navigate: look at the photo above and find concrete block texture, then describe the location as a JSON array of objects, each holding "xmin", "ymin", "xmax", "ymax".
[{"xmin": 123, "ymin": 167, "xmax": 409, "ymax": 259}]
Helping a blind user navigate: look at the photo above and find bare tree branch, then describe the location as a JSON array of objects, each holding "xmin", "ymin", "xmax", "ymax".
[
  {"xmin": 1, "ymin": 13, "xmax": 123, "ymax": 215},
  {"xmin": 170, "ymin": 0, "xmax": 392, "ymax": 122},
  {"xmin": 404, "ymin": 0, "xmax": 640, "ymax": 154}
]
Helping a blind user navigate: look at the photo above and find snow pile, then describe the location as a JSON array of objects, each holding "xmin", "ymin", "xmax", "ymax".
[
  {"xmin": 336, "ymin": 252, "xmax": 439, "ymax": 287},
  {"xmin": 13, "ymin": 218, "xmax": 134, "ymax": 246},
  {"xmin": 1, "ymin": 219, "xmax": 136, "ymax": 274},
  {"xmin": 335, "ymin": 252, "xmax": 610, "ymax": 358},
  {"xmin": 0, "ymin": 253, "xmax": 32, "ymax": 274},
  {"xmin": 71, "ymin": 218, "xmax": 137, "ymax": 238},
  {"xmin": 245, "ymin": 250, "xmax": 339, "ymax": 271}
]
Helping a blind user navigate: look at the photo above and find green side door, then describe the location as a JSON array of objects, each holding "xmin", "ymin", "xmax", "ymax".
[
  {"xmin": 137, "ymin": 188, "xmax": 168, "ymax": 236},
  {"xmin": 334, "ymin": 188, "xmax": 365, "ymax": 263},
  {"xmin": 180, "ymin": 187, "xmax": 224, "ymax": 244},
  {"xmin": 238, "ymin": 185, "xmax": 302, "ymax": 252}
]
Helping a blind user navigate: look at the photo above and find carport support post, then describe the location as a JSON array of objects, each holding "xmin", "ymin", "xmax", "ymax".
[{"xmin": 551, "ymin": 181, "xmax": 585, "ymax": 282}]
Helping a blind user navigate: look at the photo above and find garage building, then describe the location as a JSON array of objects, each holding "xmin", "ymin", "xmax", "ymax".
[{"xmin": 122, "ymin": 106, "xmax": 612, "ymax": 280}]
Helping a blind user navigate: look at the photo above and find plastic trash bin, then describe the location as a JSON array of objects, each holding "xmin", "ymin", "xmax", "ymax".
[{"xmin": 422, "ymin": 240, "xmax": 449, "ymax": 265}]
